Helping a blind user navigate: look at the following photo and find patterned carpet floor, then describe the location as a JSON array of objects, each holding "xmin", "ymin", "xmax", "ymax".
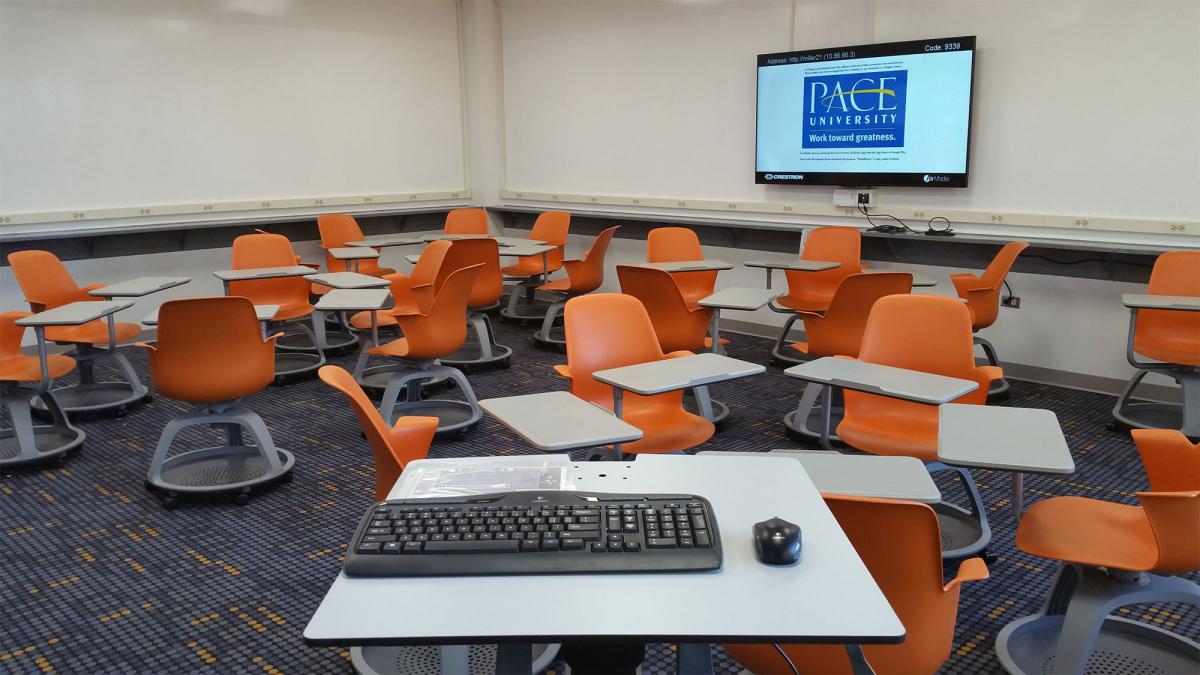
[{"xmin": 1, "ymin": 317, "xmax": 1196, "ymax": 674}]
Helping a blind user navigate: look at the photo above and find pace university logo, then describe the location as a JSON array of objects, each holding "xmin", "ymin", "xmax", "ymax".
[{"xmin": 802, "ymin": 69, "xmax": 907, "ymax": 149}]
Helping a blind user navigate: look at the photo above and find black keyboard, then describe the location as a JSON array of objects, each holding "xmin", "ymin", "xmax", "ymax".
[{"xmin": 343, "ymin": 491, "xmax": 722, "ymax": 577}]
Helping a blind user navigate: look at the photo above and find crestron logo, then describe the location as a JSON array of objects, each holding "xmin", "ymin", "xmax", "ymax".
[
  {"xmin": 802, "ymin": 69, "xmax": 907, "ymax": 150},
  {"xmin": 765, "ymin": 173, "xmax": 804, "ymax": 180}
]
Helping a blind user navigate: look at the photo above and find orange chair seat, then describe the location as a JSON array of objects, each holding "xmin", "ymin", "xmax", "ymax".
[
  {"xmin": 1016, "ymin": 497, "xmax": 1158, "ymax": 572},
  {"xmin": 502, "ymin": 259, "xmax": 560, "ymax": 277},
  {"xmin": 45, "ymin": 320, "xmax": 140, "ymax": 346},
  {"xmin": 349, "ymin": 310, "xmax": 399, "ymax": 331},
  {"xmin": 1134, "ymin": 335, "xmax": 1200, "ymax": 367},
  {"xmin": 0, "ymin": 353, "xmax": 76, "ymax": 382},
  {"xmin": 619, "ymin": 397, "xmax": 714, "ymax": 454},
  {"xmin": 367, "ymin": 338, "xmax": 411, "ymax": 359},
  {"xmin": 838, "ymin": 403, "xmax": 939, "ymax": 461},
  {"xmin": 537, "ymin": 278, "xmax": 573, "ymax": 293},
  {"xmin": 268, "ymin": 300, "xmax": 315, "ymax": 322},
  {"xmin": 775, "ymin": 293, "xmax": 830, "ymax": 313}
]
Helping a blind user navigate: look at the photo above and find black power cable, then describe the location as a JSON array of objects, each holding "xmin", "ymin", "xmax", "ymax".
[{"xmin": 772, "ymin": 643, "xmax": 800, "ymax": 675}]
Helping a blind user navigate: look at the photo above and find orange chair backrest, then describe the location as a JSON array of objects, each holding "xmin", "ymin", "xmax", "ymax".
[
  {"xmin": 150, "ymin": 297, "xmax": 274, "ymax": 403},
  {"xmin": 7, "ymin": 250, "xmax": 89, "ymax": 310},
  {"xmin": 228, "ymin": 232, "xmax": 309, "ymax": 304},
  {"xmin": 515, "ymin": 210, "xmax": 570, "ymax": 271},
  {"xmin": 388, "ymin": 240, "xmax": 453, "ymax": 315},
  {"xmin": 804, "ymin": 273, "xmax": 913, "ymax": 358},
  {"xmin": 966, "ymin": 241, "xmax": 1029, "ymax": 329},
  {"xmin": 1132, "ymin": 429, "xmax": 1200, "ymax": 574},
  {"xmin": 317, "ymin": 213, "xmax": 387, "ymax": 274},
  {"xmin": 1, "ymin": 311, "xmax": 31, "ymax": 362},
  {"xmin": 564, "ymin": 226, "xmax": 618, "ymax": 293},
  {"xmin": 439, "ymin": 238, "xmax": 503, "ymax": 309},
  {"xmin": 394, "ymin": 264, "xmax": 482, "ymax": 361},
  {"xmin": 726, "ymin": 495, "xmax": 967, "ymax": 675},
  {"xmin": 616, "ymin": 265, "xmax": 710, "ymax": 353},
  {"xmin": 318, "ymin": 365, "xmax": 437, "ymax": 501},
  {"xmin": 444, "ymin": 208, "xmax": 489, "ymax": 235},
  {"xmin": 646, "ymin": 226, "xmax": 717, "ymax": 300},
  {"xmin": 785, "ymin": 226, "xmax": 865, "ymax": 302},
  {"xmin": 562, "ymin": 293, "xmax": 666, "ymax": 405},
  {"xmin": 1134, "ymin": 251, "xmax": 1200, "ymax": 365}
]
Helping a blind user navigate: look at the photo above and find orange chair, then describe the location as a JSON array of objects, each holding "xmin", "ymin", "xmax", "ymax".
[
  {"xmin": 1112, "ymin": 250, "xmax": 1200, "ymax": 440},
  {"xmin": 646, "ymin": 227, "xmax": 716, "ymax": 309},
  {"xmin": 229, "ymin": 232, "xmax": 327, "ymax": 382},
  {"xmin": 726, "ymin": 495, "xmax": 988, "ymax": 675},
  {"xmin": 616, "ymin": 264, "xmax": 730, "ymax": 422},
  {"xmin": 350, "ymin": 241, "xmax": 453, "ymax": 392},
  {"xmin": 555, "ymin": 293, "xmax": 714, "ymax": 455},
  {"xmin": 838, "ymin": 295, "xmax": 1003, "ymax": 559},
  {"xmin": 437, "ymin": 238, "xmax": 512, "ymax": 369},
  {"xmin": 140, "ymin": 297, "xmax": 294, "ymax": 508},
  {"xmin": 781, "ymin": 272, "xmax": 913, "ymax": 443},
  {"xmin": 996, "ymin": 429, "xmax": 1200, "ymax": 674},
  {"xmin": 500, "ymin": 211, "xmax": 571, "ymax": 320},
  {"xmin": 533, "ymin": 226, "xmax": 619, "ymax": 347},
  {"xmin": 367, "ymin": 264, "xmax": 485, "ymax": 436},
  {"xmin": 7, "ymin": 250, "xmax": 149, "ymax": 416},
  {"xmin": 318, "ymin": 366, "xmax": 438, "ymax": 501},
  {"xmin": 769, "ymin": 226, "xmax": 865, "ymax": 365},
  {"xmin": 0, "ymin": 312, "xmax": 86, "ymax": 467},
  {"xmin": 951, "ymin": 240, "xmax": 1029, "ymax": 398},
  {"xmin": 444, "ymin": 208, "xmax": 489, "ymax": 235},
  {"xmin": 317, "ymin": 214, "xmax": 397, "ymax": 278}
]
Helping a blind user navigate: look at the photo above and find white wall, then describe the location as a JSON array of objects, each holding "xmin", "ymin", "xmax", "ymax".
[
  {"xmin": 499, "ymin": 0, "xmax": 1200, "ymax": 229},
  {"xmin": 0, "ymin": 0, "xmax": 466, "ymax": 217}
]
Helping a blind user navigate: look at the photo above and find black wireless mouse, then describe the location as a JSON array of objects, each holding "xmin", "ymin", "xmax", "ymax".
[{"xmin": 753, "ymin": 517, "xmax": 802, "ymax": 566}]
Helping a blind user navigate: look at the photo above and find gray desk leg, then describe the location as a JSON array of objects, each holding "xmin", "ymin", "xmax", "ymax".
[
  {"xmin": 258, "ymin": 320, "xmax": 268, "ymax": 340},
  {"xmin": 765, "ymin": 269, "xmax": 773, "ymax": 290},
  {"xmin": 495, "ymin": 643, "xmax": 533, "ymax": 675},
  {"xmin": 612, "ymin": 388, "xmax": 625, "ymax": 461},
  {"xmin": 222, "ymin": 280, "xmax": 231, "ymax": 296},
  {"xmin": 542, "ymin": 250, "xmax": 550, "ymax": 285},
  {"xmin": 845, "ymin": 645, "xmax": 876, "ymax": 675},
  {"xmin": 370, "ymin": 310, "xmax": 379, "ymax": 347},
  {"xmin": 676, "ymin": 643, "xmax": 714, "ymax": 675},
  {"xmin": 709, "ymin": 309, "xmax": 721, "ymax": 354},
  {"xmin": 820, "ymin": 385, "xmax": 835, "ymax": 451},
  {"xmin": 312, "ymin": 311, "xmax": 329, "ymax": 349},
  {"xmin": 1012, "ymin": 472, "xmax": 1024, "ymax": 520}
]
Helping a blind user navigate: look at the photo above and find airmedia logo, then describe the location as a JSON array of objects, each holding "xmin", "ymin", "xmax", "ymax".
[
  {"xmin": 802, "ymin": 69, "xmax": 907, "ymax": 149},
  {"xmin": 923, "ymin": 174, "xmax": 950, "ymax": 183}
]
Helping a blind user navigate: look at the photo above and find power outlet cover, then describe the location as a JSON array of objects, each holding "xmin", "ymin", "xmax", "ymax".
[{"xmin": 834, "ymin": 189, "xmax": 875, "ymax": 208}]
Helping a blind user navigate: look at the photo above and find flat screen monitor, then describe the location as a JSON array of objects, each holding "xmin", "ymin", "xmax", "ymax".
[{"xmin": 756, "ymin": 36, "xmax": 975, "ymax": 187}]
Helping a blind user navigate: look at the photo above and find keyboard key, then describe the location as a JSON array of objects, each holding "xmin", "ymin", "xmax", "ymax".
[
  {"xmin": 363, "ymin": 535, "xmax": 396, "ymax": 543},
  {"xmin": 622, "ymin": 523, "xmax": 638, "ymax": 533},
  {"xmin": 402, "ymin": 542, "xmax": 423, "ymax": 554},
  {"xmin": 591, "ymin": 543, "xmax": 607, "ymax": 553},
  {"xmin": 695, "ymin": 531, "xmax": 712, "ymax": 547},
  {"xmin": 624, "ymin": 541, "xmax": 641, "ymax": 552},
  {"xmin": 357, "ymin": 542, "xmax": 382, "ymax": 554},
  {"xmin": 519, "ymin": 539, "xmax": 541, "ymax": 552},
  {"xmin": 561, "ymin": 538, "xmax": 585, "ymax": 550},
  {"xmin": 426, "ymin": 540, "xmax": 521, "ymax": 554},
  {"xmin": 567, "ymin": 523, "xmax": 599, "ymax": 532},
  {"xmin": 679, "ymin": 537, "xmax": 694, "ymax": 547},
  {"xmin": 382, "ymin": 542, "xmax": 402, "ymax": 554},
  {"xmin": 647, "ymin": 538, "xmax": 676, "ymax": 548},
  {"xmin": 541, "ymin": 538, "xmax": 560, "ymax": 551},
  {"xmin": 366, "ymin": 527, "xmax": 390, "ymax": 535}
]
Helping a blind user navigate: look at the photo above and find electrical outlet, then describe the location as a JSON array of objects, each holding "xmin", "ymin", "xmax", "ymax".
[
  {"xmin": 1001, "ymin": 296, "xmax": 1021, "ymax": 309},
  {"xmin": 833, "ymin": 189, "xmax": 875, "ymax": 208}
]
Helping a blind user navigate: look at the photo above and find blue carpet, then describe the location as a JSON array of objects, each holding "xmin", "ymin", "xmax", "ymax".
[{"xmin": 1, "ymin": 318, "xmax": 1196, "ymax": 674}]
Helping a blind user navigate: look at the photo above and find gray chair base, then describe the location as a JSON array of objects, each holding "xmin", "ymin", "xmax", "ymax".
[
  {"xmin": 439, "ymin": 312, "xmax": 513, "ymax": 370},
  {"xmin": 1111, "ymin": 367, "xmax": 1199, "ymax": 440},
  {"xmin": 32, "ymin": 346, "xmax": 149, "ymax": 418},
  {"xmin": 783, "ymin": 383, "xmax": 845, "ymax": 446},
  {"xmin": 768, "ymin": 311, "xmax": 808, "ymax": 366},
  {"xmin": 976, "ymin": 334, "xmax": 1011, "ymax": 398},
  {"xmin": 996, "ymin": 564, "xmax": 1200, "ymax": 675},
  {"xmin": 500, "ymin": 280, "xmax": 553, "ymax": 322},
  {"xmin": 925, "ymin": 460, "xmax": 992, "ymax": 560},
  {"xmin": 270, "ymin": 317, "xmax": 327, "ymax": 383},
  {"xmin": 378, "ymin": 363, "xmax": 483, "ymax": 436},
  {"xmin": 532, "ymin": 297, "xmax": 568, "ymax": 348},
  {"xmin": 146, "ymin": 402, "xmax": 294, "ymax": 509},
  {"xmin": 682, "ymin": 386, "xmax": 729, "ymax": 424},
  {"xmin": 1, "ymin": 387, "xmax": 85, "ymax": 468}
]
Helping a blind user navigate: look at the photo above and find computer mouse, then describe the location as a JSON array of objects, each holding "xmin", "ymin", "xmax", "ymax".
[{"xmin": 753, "ymin": 517, "xmax": 802, "ymax": 566}]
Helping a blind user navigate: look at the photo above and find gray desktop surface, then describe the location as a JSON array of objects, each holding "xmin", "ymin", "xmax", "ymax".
[
  {"xmin": 1121, "ymin": 293, "xmax": 1200, "ymax": 311},
  {"xmin": 938, "ymin": 404, "xmax": 1075, "ymax": 474},
  {"xmin": 303, "ymin": 454, "xmax": 903, "ymax": 646},
  {"xmin": 698, "ymin": 287, "xmax": 781, "ymax": 311},
  {"xmin": 304, "ymin": 272, "xmax": 391, "ymax": 289},
  {"xmin": 784, "ymin": 357, "xmax": 978, "ymax": 405},
  {"xmin": 593, "ymin": 353, "xmax": 765, "ymax": 395},
  {"xmin": 17, "ymin": 300, "xmax": 134, "ymax": 326},
  {"xmin": 480, "ymin": 391, "xmax": 643, "ymax": 452},
  {"xmin": 88, "ymin": 276, "xmax": 191, "ymax": 297}
]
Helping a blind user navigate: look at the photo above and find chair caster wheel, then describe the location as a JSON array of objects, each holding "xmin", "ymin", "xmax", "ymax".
[
  {"xmin": 278, "ymin": 471, "xmax": 294, "ymax": 484},
  {"xmin": 144, "ymin": 480, "xmax": 155, "ymax": 491},
  {"xmin": 459, "ymin": 365, "xmax": 473, "ymax": 376},
  {"xmin": 981, "ymin": 548, "xmax": 998, "ymax": 565},
  {"xmin": 143, "ymin": 394, "xmax": 154, "ymax": 404},
  {"xmin": 115, "ymin": 407, "xmax": 128, "ymax": 417},
  {"xmin": 161, "ymin": 495, "xmax": 179, "ymax": 510},
  {"xmin": 454, "ymin": 429, "xmax": 469, "ymax": 441},
  {"xmin": 499, "ymin": 358, "xmax": 511, "ymax": 369},
  {"xmin": 1107, "ymin": 419, "xmax": 1130, "ymax": 433},
  {"xmin": 234, "ymin": 490, "xmax": 251, "ymax": 506}
]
